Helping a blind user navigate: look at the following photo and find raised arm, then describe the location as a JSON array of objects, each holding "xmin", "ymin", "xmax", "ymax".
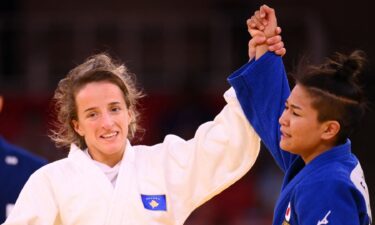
[{"xmin": 229, "ymin": 5, "xmax": 296, "ymax": 172}]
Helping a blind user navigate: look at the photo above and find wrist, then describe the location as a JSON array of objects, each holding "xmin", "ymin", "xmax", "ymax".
[{"xmin": 255, "ymin": 44, "xmax": 268, "ymax": 60}]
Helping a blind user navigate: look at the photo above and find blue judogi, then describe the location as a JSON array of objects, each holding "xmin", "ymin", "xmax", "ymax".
[
  {"xmin": 0, "ymin": 136, "xmax": 47, "ymax": 222},
  {"xmin": 228, "ymin": 52, "xmax": 372, "ymax": 225}
]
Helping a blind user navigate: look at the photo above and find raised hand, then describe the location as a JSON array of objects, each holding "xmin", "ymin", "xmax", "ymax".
[{"xmin": 246, "ymin": 5, "xmax": 286, "ymax": 59}]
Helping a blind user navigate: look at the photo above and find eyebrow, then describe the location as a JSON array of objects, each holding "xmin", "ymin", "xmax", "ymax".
[
  {"xmin": 83, "ymin": 107, "xmax": 96, "ymax": 113},
  {"xmin": 83, "ymin": 101, "xmax": 122, "ymax": 113},
  {"xmin": 285, "ymin": 101, "xmax": 302, "ymax": 110}
]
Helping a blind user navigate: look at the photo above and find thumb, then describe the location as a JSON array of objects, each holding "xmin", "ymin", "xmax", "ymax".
[
  {"xmin": 260, "ymin": 4, "xmax": 275, "ymax": 17},
  {"xmin": 260, "ymin": 4, "xmax": 277, "ymax": 25}
]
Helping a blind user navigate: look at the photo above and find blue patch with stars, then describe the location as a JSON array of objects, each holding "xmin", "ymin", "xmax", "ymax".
[{"xmin": 141, "ymin": 194, "xmax": 167, "ymax": 211}]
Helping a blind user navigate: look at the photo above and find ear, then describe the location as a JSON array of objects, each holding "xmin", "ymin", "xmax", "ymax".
[
  {"xmin": 72, "ymin": 119, "xmax": 84, "ymax": 136},
  {"xmin": 321, "ymin": 120, "xmax": 340, "ymax": 141},
  {"xmin": 0, "ymin": 96, "xmax": 3, "ymax": 113}
]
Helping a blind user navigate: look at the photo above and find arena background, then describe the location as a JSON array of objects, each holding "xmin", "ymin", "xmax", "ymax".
[{"xmin": 1, "ymin": 0, "xmax": 374, "ymax": 224}]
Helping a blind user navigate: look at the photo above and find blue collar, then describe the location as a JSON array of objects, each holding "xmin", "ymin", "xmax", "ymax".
[
  {"xmin": 281, "ymin": 139, "xmax": 352, "ymax": 190},
  {"xmin": 307, "ymin": 139, "xmax": 352, "ymax": 167}
]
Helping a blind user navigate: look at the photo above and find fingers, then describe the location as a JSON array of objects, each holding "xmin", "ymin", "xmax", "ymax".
[
  {"xmin": 255, "ymin": 10, "xmax": 267, "ymax": 26},
  {"xmin": 247, "ymin": 16, "xmax": 260, "ymax": 30},
  {"xmin": 248, "ymin": 28, "xmax": 264, "ymax": 37},
  {"xmin": 247, "ymin": 7, "xmax": 270, "ymax": 30},
  {"xmin": 247, "ymin": 12, "xmax": 264, "ymax": 30},
  {"xmin": 275, "ymin": 26, "xmax": 282, "ymax": 35},
  {"xmin": 275, "ymin": 48, "xmax": 286, "ymax": 57},
  {"xmin": 249, "ymin": 35, "xmax": 266, "ymax": 50},
  {"xmin": 268, "ymin": 41, "xmax": 284, "ymax": 52},
  {"xmin": 248, "ymin": 42, "xmax": 256, "ymax": 60},
  {"xmin": 247, "ymin": 5, "xmax": 285, "ymax": 57},
  {"xmin": 267, "ymin": 35, "xmax": 282, "ymax": 45},
  {"xmin": 266, "ymin": 33, "xmax": 286, "ymax": 56},
  {"xmin": 268, "ymin": 38, "xmax": 286, "ymax": 57},
  {"xmin": 259, "ymin": 6, "xmax": 266, "ymax": 18}
]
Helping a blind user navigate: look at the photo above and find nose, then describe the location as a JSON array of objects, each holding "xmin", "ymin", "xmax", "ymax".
[
  {"xmin": 279, "ymin": 110, "xmax": 289, "ymax": 126},
  {"xmin": 101, "ymin": 112, "xmax": 114, "ymax": 129}
]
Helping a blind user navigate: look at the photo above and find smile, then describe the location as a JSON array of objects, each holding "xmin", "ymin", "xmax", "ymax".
[{"xmin": 100, "ymin": 131, "xmax": 119, "ymax": 139}]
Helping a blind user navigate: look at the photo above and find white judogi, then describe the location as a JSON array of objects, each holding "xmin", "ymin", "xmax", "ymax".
[{"xmin": 3, "ymin": 88, "xmax": 260, "ymax": 225}]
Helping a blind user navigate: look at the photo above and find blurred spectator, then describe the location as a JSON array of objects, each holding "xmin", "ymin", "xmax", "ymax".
[{"xmin": 0, "ymin": 94, "xmax": 47, "ymax": 223}]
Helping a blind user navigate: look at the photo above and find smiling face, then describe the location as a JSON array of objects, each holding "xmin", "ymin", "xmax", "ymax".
[
  {"xmin": 278, "ymin": 84, "xmax": 340, "ymax": 163},
  {"xmin": 72, "ymin": 81, "xmax": 131, "ymax": 166}
]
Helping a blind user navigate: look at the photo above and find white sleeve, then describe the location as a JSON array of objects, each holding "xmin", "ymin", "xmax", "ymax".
[
  {"xmin": 3, "ymin": 169, "xmax": 60, "ymax": 225},
  {"xmin": 160, "ymin": 87, "xmax": 260, "ymax": 222}
]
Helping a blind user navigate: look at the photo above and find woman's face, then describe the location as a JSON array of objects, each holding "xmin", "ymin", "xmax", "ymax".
[
  {"xmin": 72, "ymin": 81, "xmax": 131, "ymax": 166},
  {"xmin": 278, "ymin": 84, "xmax": 329, "ymax": 163}
]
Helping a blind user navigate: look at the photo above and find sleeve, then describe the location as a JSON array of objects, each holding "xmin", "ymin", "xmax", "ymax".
[
  {"xmin": 3, "ymin": 169, "xmax": 60, "ymax": 225},
  {"xmin": 158, "ymin": 87, "xmax": 261, "ymax": 223},
  {"xmin": 294, "ymin": 180, "xmax": 364, "ymax": 225},
  {"xmin": 228, "ymin": 51, "xmax": 296, "ymax": 172}
]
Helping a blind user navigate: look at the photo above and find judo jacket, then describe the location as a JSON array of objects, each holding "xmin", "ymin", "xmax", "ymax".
[
  {"xmin": 3, "ymin": 88, "xmax": 260, "ymax": 225},
  {"xmin": 228, "ymin": 52, "xmax": 372, "ymax": 225}
]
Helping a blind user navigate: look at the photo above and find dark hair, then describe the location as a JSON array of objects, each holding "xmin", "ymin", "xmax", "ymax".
[
  {"xmin": 292, "ymin": 50, "xmax": 367, "ymax": 144},
  {"xmin": 49, "ymin": 53, "xmax": 144, "ymax": 149}
]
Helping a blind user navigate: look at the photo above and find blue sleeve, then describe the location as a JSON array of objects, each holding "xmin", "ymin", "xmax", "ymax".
[
  {"xmin": 228, "ymin": 52, "xmax": 296, "ymax": 172},
  {"xmin": 294, "ymin": 181, "xmax": 369, "ymax": 225},
  {"xmin": 0, "ymin": 138, "xmax": 47, "ymax": 222}
]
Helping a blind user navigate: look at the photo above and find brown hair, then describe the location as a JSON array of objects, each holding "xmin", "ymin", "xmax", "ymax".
[
  {"xmin": 292, "ymin": 50, "xmax": 367, "ymax": 144},
  {"xmin": 49, "ymin": 53, "xmax": 144, "ymax": 149}
]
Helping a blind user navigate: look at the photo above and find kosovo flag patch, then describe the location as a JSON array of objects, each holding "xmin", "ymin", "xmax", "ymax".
[{"xmin": 141, "ymin": 194, "xmax": 167, "ymax": 211}]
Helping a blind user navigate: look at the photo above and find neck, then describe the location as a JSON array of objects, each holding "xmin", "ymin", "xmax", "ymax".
[
  {"xmin": 301, "ymin": 141, "xmax": 336, "ymax": 164},
  {"xmin": 87, "ymin": 150, "xmax": 124, "ymax": 167}
]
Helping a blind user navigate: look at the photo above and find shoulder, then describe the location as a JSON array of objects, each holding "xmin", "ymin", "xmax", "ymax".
[
  {"xmin": 294, "ymin": 160, "xmax": 366, "ymax": 208},
  {"xmin": 132, "ymin": 142, "xmax": 166, "ymax": 164},
  {"xmin": 20, "ymin": 157, "xmax": 84, "ymax": 191},
  {"xmin": 296, "ymin": 178, "xmax": 353, "ymax": 199},
  {"xmin": 32, "ymin": 157, "xmax": 76, "ymax": 179},
  {"xmin": 293, "ymin": 156, "xmax": 365, "ymax": 204},
  {"xmin": 132, "ymin": 134, "xmax": 185, "ymax": 156},
  {"xmin": 131, "ymin": 136, "xmax": 192, "ymax": 168},
  {"xmin": 301, "ymin": 154, "xmax": 363, "ymax": 187}
]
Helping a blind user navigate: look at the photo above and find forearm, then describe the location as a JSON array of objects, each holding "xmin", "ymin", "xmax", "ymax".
[{"xmin": 228, "ymin": 52, "xmax": 294, "ymax": 171}]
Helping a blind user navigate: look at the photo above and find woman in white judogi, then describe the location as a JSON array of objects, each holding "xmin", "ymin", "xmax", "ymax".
[{"xmin": 3, "ymin": 39, "xmax": 284, "ymax": 225}]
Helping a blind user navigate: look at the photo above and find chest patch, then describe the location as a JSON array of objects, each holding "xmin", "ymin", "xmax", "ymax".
[
  {"xmin": 282, "ymin": 201, "xmax": 292, "ymax": 225},
  {"xmin": 141, "ymin": 194, "xmax": 167, "ymax": 211}
]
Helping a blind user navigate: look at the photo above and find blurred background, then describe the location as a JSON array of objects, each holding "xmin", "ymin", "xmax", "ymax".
[{"xmin": 0, "ymin": 0, "xmax": 374, "ymax": 224}]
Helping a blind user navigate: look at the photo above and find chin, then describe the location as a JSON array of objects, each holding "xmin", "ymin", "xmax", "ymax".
[
  {"xmin": 102, "ymin": 144, "xmax": 122, "ymax": 154},
  {"xmin": 279, "ymin": 141, "xmax": 292, "ymax": 152}
]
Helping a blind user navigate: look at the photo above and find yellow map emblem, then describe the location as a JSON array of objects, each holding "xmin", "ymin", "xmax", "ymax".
[{"xmin": 149, "ymin": 200, "xmax": 159, "ymax": 208}]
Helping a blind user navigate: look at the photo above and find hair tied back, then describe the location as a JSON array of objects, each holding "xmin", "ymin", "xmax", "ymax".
[{"xmin": 333, "ymin": 50, "xmax": 367, "ymax": 82}]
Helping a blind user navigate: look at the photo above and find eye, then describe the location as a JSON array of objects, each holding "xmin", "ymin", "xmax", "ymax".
[
  {"xmin": 111, "ymin": 106, "xmax": 121, "ymax": 112},
  {"xmin": 292, "ymin": 111, "xmax": 300, "ymax": 117},
  {"xmin": 86, "ymin": 112, "xmax": 97, "ymax": 118}
]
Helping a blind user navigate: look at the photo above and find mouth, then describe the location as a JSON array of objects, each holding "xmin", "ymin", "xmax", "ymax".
[
  {"xmin": 280, "ymin": 129, "xmax": 291, "ymax": 138},
  {"xmin": 100, "ymin": 131, "xmax": 119, "ymax": 139}
]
